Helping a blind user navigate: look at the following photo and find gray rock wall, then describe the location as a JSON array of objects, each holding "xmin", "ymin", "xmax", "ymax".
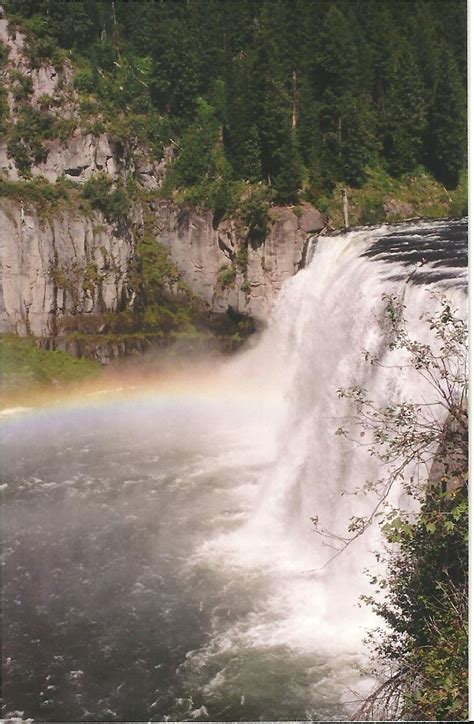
[
  {"xmin": 0, "ymin": 200, "xmax": 133, "ymax": 336},
  {"xmin": 0, "ymin": 199, "xmax": 325, "ymax": 338},
  {"xmin": 154, "ymin": 203, "xmax": 324, "ymax": 320}
]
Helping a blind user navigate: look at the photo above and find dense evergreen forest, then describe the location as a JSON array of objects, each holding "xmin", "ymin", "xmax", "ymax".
[{"xmin": 3, "ymin": 0, "xmax": 467, "ymax": 213}]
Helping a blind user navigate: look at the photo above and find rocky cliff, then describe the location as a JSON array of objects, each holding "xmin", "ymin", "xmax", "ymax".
[
  {"xmin": 0, "ymin": 198, "xmax": 133, "ymax": 337},
  {"xmin": 0, "ymin": 197, "xmax": 324, "ymax": 335},
  {"xmin": 148, "ymin": 201, "xmax": 324, "ymax": 320},
  {"xmin": 0, "ymin": 13, "xmax": 326, "ymax": 360}
]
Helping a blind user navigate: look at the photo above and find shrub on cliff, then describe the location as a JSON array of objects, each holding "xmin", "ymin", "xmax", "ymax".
[
  {"xmin": 313, "ymin": 167, "xmax": 464, "ymax": 229},
  {"xmin": 82, "ymin": 173, "xmax": 131, "ymax": 222}
]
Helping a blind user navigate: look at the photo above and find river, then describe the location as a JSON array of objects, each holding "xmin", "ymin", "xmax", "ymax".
[{"xmin": 1, "ymin": 218, "xmax": 467, "ymax": 722}]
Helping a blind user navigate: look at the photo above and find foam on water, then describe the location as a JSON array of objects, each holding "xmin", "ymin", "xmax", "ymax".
[{"xmin": 2, "ymin": 219, "xmax": 467, "ymax": 721}]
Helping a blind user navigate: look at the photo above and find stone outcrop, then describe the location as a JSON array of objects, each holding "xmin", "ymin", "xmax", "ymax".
[
  {"xmin": 383, "ymin": 198, "xmax": 415, "ymax": 219},
  {"xmin": 0, "ymin": 131, "xmax": 168, "ymax": 188},
  {"xmin": 0, "ymin": 198, "xmax": 325, "ymax": 340},
  {"xmin": 153, "ymin": 202, "xmax": 325, "ymax": 320},
  {"xmin": 33, "ymin": 133, "xmax": 121, "ymax": 184},
  {"xmin": 0, "ymin": 200, "xmax": 133, "ymax": 337}
]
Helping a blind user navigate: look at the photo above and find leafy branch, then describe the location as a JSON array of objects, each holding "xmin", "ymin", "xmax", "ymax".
[{"xmin": 311, "ymin": 293, "xmax": 467, "ymax": 570}]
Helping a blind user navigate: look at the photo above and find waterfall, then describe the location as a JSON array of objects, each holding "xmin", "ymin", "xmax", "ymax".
[
  {"xmin": 3, "ymin": 218, "xmax": 467, "ymax": 721},
  {"xmin": 211, "ymin": 218, "xmax": 467, "ymax": 649}
]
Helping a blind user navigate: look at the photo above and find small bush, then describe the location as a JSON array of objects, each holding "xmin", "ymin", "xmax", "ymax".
[
  {"xmin": 0, "ymin": 176, "xmax": 70, "ymax": 210},
  {"xmin": 218, "ymin": 264, "xmax": 236, "ymax": 289},
  {"xmin": 450, "ymin": 170, "xmax": 468, "ymax": 218},
  {"xmin": 82, "ymin": 173, "xmax": 130, "ymax": 221},
  {"xmin": 240, "ymin": 190, "xmax": 270, "ymax": 247},
  {"xmin": 0, "ymin": 40, "xmax": 8, "ymax": 67},
  {"xmin": 10, "ymin": 69, "xmax": 33, "ymax": 103},
  {"xmin": 6, "ymin": 105, "xmax": 57, "ymax": 175},
  {"xmin": 235, "ymin": 244, "xmax": 248, "ymax": 272}
]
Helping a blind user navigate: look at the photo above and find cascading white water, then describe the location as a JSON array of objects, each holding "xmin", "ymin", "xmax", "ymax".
[
  {"xmin": 3, "ymin": 219, "xmax": 467, "ymax": 721},
  {"xmin": 207, "ymin": 218, "xmax": 467, "ymax": 650}
]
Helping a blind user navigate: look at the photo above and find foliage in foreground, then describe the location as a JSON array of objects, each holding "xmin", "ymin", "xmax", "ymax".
[{"xmin": 317, "ymin": 296, "xmax": 468, "ymax": 720}]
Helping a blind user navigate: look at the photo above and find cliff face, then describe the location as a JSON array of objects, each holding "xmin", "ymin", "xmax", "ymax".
[
  {"xmin": 150, "ymin": 201, "xmax": 324, "ymax": 320},
  {"xmin": 0, "ymin": 199, "xmax": 134, "ymax": 337},
  {"xmin": 0, "ymin": 198, "xmax": 324, "ymax": 338},
  {"xmin": 0, "ymin": 14, "xmax": 326, "ymax": 358}
]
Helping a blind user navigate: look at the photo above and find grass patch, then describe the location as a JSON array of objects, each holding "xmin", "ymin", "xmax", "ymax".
[
  {"xmin": 1, "ymin": 334, "xmax": 100, "ymax": 400},
  {"xmin": 0, "ymin": 175, "xmax": 69, "ymax": 201}
]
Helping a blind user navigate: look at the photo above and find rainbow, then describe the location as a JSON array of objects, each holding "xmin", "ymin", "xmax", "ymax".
[{"xmin": 0, "ymin": 368, "xmax": 285, "ymax": 427}]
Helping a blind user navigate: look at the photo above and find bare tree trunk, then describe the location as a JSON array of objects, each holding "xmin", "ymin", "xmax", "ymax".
[
  {"xmin": 111, "ymin": 0, "xmax": 121, "ymax": 62},
  {"xmin": 342, "ymin": 188, "xmax": 349, "ymax": 228},
  {"xmin": 292, "ymin": 70, "xmax": 298, "ymax": 129}
]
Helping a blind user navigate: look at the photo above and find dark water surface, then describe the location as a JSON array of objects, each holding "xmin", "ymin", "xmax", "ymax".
[
  {"xmin": 1, "ymin": 399, "xmax": 353, "ymax": 722},
  {"xmin": 363, "ymin": 217, "xmax": 468, "ymax": 285}
]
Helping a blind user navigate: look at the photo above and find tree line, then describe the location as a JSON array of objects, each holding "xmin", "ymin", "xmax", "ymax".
[{"xmin": 4, "ymin": 0, "xmax": 467, "ymax": 203}]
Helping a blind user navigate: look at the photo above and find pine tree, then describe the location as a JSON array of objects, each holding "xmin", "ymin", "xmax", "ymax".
[
  {"xmin": 223, "ymin": 53, "xmax": 262, "ymax": 182},
  {"xmin": 425, "ymin": 44, "xmax": 466, "ymax": 189},
  {"xmin": 273, "ymin": 131, "xmax": 303, "ymax": 203},
  {"xmin": 314, "ymin": 4, "xmax": 379, "ymax": 188},
  {"xmin": 381, "ymin": 38, "xmax": 427, "ymax": 176}
]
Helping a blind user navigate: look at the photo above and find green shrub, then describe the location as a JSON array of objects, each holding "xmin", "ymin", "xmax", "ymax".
[
  {"xmin": 450, "ymin": 170, "xmax": 468, "ymax": 218},
  {"xmin": 10, "ymin": 69, "xmax": 33, "ymax": 102},
  {"xmin": 37, "ymin": 93, "xmax": 54, "ymax": 110},
  {"xmin": 136, "ymin": 235, "xmax": 180, "ymax": 301},
  {"xmin": 0, "ymin": 81, "xmax": 9, "ymax": 135},
  {"xmin": 240, "ymin": 190, "xmax": 270, "ymax": 247},
  {"xmin": 82, "ymin": 173, "xmax": 130, "ymax": 221},
  {"xmin": 0, "ymin": 176, "xmax": 70, "ymax": 210},
  {"xmin": 14, "ymin": 14, "xmax": 66, "ymax": 68},
  {"xmin": 0, "ymin": 40, "xmax": 8, "ymax": 67},
  {"xmin": 6, "ymin": 105, "xmax": 57, "ymax": 175},
  {"xmin": 82, "ymin": 261, "xmax": 101, "ymax": 294},
  {"xmin": 218, "ymin": 264, "xmax": 236, "ymax": 289},
  {"xmin": 74, "ymin": 65, "xmax": 97, "ymax": 94},
  {"xmin": 235, "ymin": 244, "xmax": 248, "ymax": 272}
]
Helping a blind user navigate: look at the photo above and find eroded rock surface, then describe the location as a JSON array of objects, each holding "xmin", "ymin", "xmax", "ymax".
[
  {"xmin": 0, "ymin": 11, "xmax": 326, "ymax": 354},
  {"xmin": 0, "ymin": 200, "xmax": 133, "ymax": 336},
  {"xmin": 0, "ymin": 199, "xmax": 324, "ymax": 338},
  {"xmin": 149, "ymin": 202, "xmax": 325, "ymax": 320}
]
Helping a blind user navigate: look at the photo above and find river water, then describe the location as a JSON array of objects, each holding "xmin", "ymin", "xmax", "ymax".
[{"xmin": 1, "ymin": 218, "xmax": 467, "ymax": 722}]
